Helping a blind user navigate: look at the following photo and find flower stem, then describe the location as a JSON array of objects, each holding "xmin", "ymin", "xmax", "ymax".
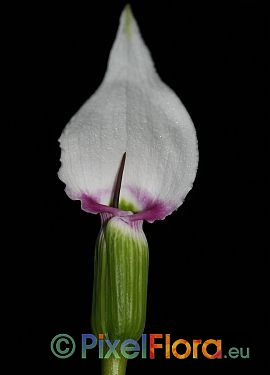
[{"xmin": 101, "ymin": 355, "xmax": 127, "ymax": 375}]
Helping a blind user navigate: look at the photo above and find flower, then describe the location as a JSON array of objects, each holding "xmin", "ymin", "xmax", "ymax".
[
  {"xmin": 58, "ymin": 5, "xmax": 198, "ymax": 223},
  {"xmin": 58, "ymin": 4, "xmax": 198, "ymax": 375}
]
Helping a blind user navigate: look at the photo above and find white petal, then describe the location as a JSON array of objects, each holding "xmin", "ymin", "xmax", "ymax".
[{"xmin": 58, "ymin": 5, "xmax": 198, "ymax": 222}]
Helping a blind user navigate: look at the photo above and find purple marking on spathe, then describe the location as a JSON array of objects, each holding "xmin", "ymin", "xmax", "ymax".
[
  {"xmin": 81, "ymin": 194, "xmax": 133, "ymax": 217},
  {"xmin": 80, "ymin": 193, "xmax": 175, "ymax": 223},
  {"xmin": 128, "ymin": 203, "xmax": 171, "ymax": 223}
]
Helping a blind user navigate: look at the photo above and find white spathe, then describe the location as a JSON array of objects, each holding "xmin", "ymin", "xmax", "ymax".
[{"xmin": 58, "ymin": 5, "xmax": 198, "ymax": 221}]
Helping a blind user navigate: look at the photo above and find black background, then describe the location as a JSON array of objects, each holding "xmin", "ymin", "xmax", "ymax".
[{"xmin": 13, "ymin": 0, "xmax": 267, "ymax": 371}]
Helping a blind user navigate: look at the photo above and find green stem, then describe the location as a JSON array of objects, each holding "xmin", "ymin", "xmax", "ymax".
[{"xmin": 101, "ymin": 355, "xmax": 127, "ymax": 375}]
